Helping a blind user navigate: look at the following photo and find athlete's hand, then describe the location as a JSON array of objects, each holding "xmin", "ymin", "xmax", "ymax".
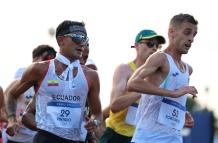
[
  {"xmin": 6, "ymin": 117, "xmax": 20, "ymax": 136},
  {"xmin": 84, "ymin": 116, "xmax": 99, "ymax": 133},
  {"xmin": 184, "ymin": 112, "xmax": 194, "ymax": 128},
  {"xmin": 173, "ymin": 86, "xmax": 198, "ymax": 98}
]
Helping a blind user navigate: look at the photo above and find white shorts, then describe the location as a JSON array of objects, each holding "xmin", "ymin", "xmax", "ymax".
[{"xmin": 131, "ymin": 128, "xmax": 182, "ymax": 143}]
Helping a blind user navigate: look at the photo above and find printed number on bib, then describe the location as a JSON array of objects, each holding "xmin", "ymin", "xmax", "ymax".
[
  {"xmin": 158, "ymin": 98, "xmax": 186, "ymax": 130},
  {"xmin": 47, "ymin": 101, "xmax": 82, "ymax": 128},
  {"xmin": 125, "ymin": 103, "xmax": 138, "ymax": 126}
]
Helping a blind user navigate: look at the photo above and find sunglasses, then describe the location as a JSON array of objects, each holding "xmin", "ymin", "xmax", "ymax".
[
  {"xmin": 64, "ymin": 33, "xmax": 89, "ymax": 44},
  {"xmin": 139, "ymin": 41, "xmax": 160, "ymax": 48}
]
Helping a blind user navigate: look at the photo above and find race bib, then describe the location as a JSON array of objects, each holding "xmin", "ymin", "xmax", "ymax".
[
  {"xmin": 158, "ymin": 98, "xmax": 186, "ymax": 130},
  {"xmin": 47, "ymin": 101, "xmax": 82, "ymax": 128},
  {"xmin": 125, "ymin": 103, "xmax": 138, "ymax": 126}
]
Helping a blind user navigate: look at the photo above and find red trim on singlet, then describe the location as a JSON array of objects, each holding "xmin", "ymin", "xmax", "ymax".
[{"xmin": 34, "ymin": 60, "xmax": 51, "ymax": 94}]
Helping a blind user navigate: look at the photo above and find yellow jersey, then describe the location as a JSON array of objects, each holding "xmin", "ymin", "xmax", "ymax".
[{"xmin": 106, "ymin": 61, "xmax": 138, "ymax": 137}]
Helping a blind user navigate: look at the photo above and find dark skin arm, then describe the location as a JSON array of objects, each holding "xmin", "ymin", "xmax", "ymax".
[
  {"xmin": 21, "ymin": 96, "xmax": 37, "ymax": 131},
  {"xmin": 5, "ymin": 62, "xmax": 48, "ymax": 136},
  {"xmin": 0, "ymin": 86, "xmax": 3, "ymax": 110},
  {"xmin": 0, "ymin": 86, "xmax": 7, "ymax": 122},
  {"xmin": 4, "ymin": 80, "xmax": 19, "ymax": 122},
  {"xmin": 83, "ymin": 66, "xmax": 102, "ymax": 133}
]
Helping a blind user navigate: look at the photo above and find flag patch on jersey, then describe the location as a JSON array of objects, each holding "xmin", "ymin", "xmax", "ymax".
[{"xmin": 47, "ymin": 80, "xmax": 59, "ymax": 86}]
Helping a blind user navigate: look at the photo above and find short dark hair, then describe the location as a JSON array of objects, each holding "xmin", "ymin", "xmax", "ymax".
[
  {"xmin": 32, "ymin": 45, "xmax": 56, "ymax": 60},
  {"xmin": 170, "ymin": 13, "xmax": 198, "ymax": 28},
  {"xmin": 56, "ymin": 20, "xmax": 86, "ymax": 37}
]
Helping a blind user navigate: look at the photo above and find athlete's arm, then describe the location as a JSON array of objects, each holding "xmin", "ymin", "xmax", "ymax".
[
  {"xmin": 22, "ymin": 97, "xmax": 37, "ymax": 131},
  {"xmin": 102, "ymin": 106, "xmax": 110, "ymax": 121},
  {"xmin": 184, "ymin": 111, "xmax": 194, "ymax": 128},
  {"xmin": 0, "ymin": 86, "xmax": 3, "ymax": 110},
  {"xmin": 110, "ymin": 64, "xmax": 141, "ymax": 113},
  {"xmin": 84, "ymin": 69, "xmax": 102, "ymax": 132},
  {"xmin": 5, "ymin": 62, "xmax": 47, "ymax": 136},
  {"xmin": 127, "ymin": 52, "xmax": 197, "ymax": 98},
  {"xmin": 127, "ymin": 53, "xmax": 173, "ymax": 96},
  {"xmin": 0, "ymin": 86, "xmax": 7, "ymax": 122}
]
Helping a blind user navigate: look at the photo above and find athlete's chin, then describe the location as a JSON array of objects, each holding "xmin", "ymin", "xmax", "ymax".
[
  {"xmin": 75, "ymin": 53, "xmax": 82, "ymax": 59},
  {"xmin": 182, "ymin": 51, "xmax": 189, "ymax": 54}
]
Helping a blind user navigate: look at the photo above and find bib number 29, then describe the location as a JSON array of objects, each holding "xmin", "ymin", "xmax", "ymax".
[{"xmin": 60, "ymin": 109, "xmax": 70, "ymax": 117}]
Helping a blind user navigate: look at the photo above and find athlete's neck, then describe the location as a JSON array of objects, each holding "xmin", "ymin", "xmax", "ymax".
[
  {"xmin": 58, "ymin": 52, "xmax": 78, "ymax": 63},
  {"xmin": 164, "ymin": 48, "xmax": 182, "ymax": 62}
]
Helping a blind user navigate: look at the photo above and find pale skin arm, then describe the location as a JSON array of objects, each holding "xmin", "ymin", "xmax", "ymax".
[
  {"xmin": 5, "ymin": 62, "xmax": 45, "ymax": 136},
  {"xmin": 110, "ymin": 64, "xmax": 141, "ymax": 113},
  {"xmin": 102, "ymin": 106, "xmax": 110, "ymax": 121},
  {"xmin": 127, "ymin": 52, "xmax": 198, "ymax": 98}
]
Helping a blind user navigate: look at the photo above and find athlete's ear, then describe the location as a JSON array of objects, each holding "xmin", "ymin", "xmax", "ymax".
[
  {"xmin": 134, "ymin": 43, "xmax": 140, "ymax": 50},
  {"xmin": 57, "ymin": 36, "xmax": 65, "ymax": 47},
  {"xmin": 168, "ymin": 26, "xmax": 174, "ymax": 39}
]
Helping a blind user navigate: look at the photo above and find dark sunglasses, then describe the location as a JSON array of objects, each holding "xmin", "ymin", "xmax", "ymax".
[
  {"xmin": 64, "ymin": 33, "xmax": 89, "ymax": 44},
  {"xmin": 139, "ymin": 41, "xmax": 159, "ymax": 48}
]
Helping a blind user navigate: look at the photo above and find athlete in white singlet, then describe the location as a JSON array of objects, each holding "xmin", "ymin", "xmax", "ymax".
[
  {"xmin": 127, "ymin": 13, "xmax": 198, "ymax": 143},
  {"xmin": 5, "ymin": 20, "xmax": 102, "ymax": 143}
]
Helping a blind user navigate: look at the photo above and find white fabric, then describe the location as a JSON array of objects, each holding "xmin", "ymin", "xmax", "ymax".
[
  {"xmin": 35, "ymin": 57, "xmax": 89, "ymax": 141},
  {"xmin": 132, "ymin": 128, "xmax": 182, "ymax": 143},
  {"xmin": 157, "ymin": 54, "xmax": 189, "ymax": 130},
  {"xmin": 80, "ymin": 121, "xmax": 88, "ymax": 141},
  {"xmin": 125, "ymin": 103, "xmax": 138, "ymax": 125},
  {"xmin": 2, "ymin": 125, "xmax": 7, "ymax": 143},
  {"xmin": 132, "ymin": 52, "xmax": 189, "ymax": 143},
  {"xmin": 158, "ymin": 97, "xmax": 187, "ymax": 130},
  {"xmin": 55, "ymin": 53, "xmax": 80, "ymax": 89},
  {"xmin": 14, "ymin": 67, "xmax": 25, "ymax": 80},
  {"xmin": 46, "ymin": 102, "xmax": 82, "ymax": 129}
]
